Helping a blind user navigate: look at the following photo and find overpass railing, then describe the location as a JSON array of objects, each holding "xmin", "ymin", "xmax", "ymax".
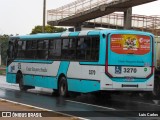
[
  {"xmin": 47, "ymin": 0, "xmax": 118, "ymax": 21},
  {"xmin": 88, "ymin": 13, "xmax": 160, "ymax": 30}
]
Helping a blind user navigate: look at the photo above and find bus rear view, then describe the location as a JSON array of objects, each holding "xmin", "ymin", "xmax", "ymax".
[{"xmin": 104, "ymin": 32, "xmax": 154, "ymax": 92}]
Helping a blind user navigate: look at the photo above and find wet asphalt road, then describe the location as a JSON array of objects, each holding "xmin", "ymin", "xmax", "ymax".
[{"xmin": 0, "ymin": 76, "xmax": 160, "ymax": 120}]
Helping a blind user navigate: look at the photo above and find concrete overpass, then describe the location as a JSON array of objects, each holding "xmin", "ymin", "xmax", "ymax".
[{"xmin": 47, "ymin": 0, "xmax": 157, "ymax": 29}]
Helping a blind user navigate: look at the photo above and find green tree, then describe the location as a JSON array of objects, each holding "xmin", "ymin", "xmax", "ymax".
[
  {"xmin": 0, "ymin": 34, "xmax": 9, "ymax": 65},
  {"xmin": 31, "ymin": 25, "xmax": 66, "ymax": 34}
]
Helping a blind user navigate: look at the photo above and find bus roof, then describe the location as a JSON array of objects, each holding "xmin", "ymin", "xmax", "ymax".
[{"xmin": 10, "ymin": 29, "xmax": 154, "ymax": 40}]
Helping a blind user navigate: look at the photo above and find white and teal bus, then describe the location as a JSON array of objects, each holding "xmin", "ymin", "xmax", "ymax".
[{"xmin": 6, "ymin": 29, "xmax": 155, "ymax": 97}]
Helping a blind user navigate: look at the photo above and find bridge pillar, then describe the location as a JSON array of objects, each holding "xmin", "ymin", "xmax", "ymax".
[{"xmin": 124, "ymin": 8, "xmax": 132, "ymax": 29}]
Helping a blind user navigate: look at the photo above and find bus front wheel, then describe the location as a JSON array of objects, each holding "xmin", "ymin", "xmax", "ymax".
[
  {"xmin": 17, "ymin": 73, "xmax": 27, "ymax": 91},
  {"xmin": 58, "ymin": 76, "xmax": 68, "ymax": 97}
]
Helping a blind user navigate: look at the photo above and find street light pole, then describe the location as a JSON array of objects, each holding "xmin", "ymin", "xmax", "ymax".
[
  {"xmin": 42, "ymin": 0, "xmax": 46, "ymax": 33},
  {"xmin": 0, "ymin": 44, "xmax": 2, "ymax": 66}
]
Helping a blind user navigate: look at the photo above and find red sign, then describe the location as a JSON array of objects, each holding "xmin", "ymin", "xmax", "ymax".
[{"xmin": 111, "ymin": 34, "xmax": 150, "ymax": 54}]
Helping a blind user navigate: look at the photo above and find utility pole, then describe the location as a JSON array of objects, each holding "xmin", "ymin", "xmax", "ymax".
[
  {"xmin": 42, "ymin": 0, "xmax": 46, "ymax": 33},
  {"xmin": 0, "ymin": 44, "xmax": 2, "ymax": 65}
]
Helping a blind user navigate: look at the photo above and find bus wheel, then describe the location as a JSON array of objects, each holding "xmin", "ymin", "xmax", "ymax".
[
  {"xmin": 153, "ymin": 77, "xmax": 160, "ymax": 97},
  {"xmin": 17, "ymin": 73, "xmax": 27, "ymax": 91},
  {"xmin": 58, "ymin": 76, "xmax": 68, "ymax": 97},
  {"xmin": 52, "ymin": 89, "xmax": 59, "ymax": 97}
]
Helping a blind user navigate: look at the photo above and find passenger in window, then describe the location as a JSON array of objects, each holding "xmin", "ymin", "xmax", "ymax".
[
  {"xmin": 80, "ymin": 40, "xmax": 87, "ymax": 49},
  {"xmin": 79, "ymin": 40, "xmax": 88, "ymax": 59}
]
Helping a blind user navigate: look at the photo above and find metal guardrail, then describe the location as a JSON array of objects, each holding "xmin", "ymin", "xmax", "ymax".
[
  {"xmin": 87, "ymin": 13, "xmax": 160, "ymax": 30},
  {"xmin": 47, "ymin": 0, "xmax": 118, "ymax": 21}
]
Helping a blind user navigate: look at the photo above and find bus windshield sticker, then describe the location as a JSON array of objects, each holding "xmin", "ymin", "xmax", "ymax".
[{"xmin": 111, "ymin": 34, "xmax": 150, "ymax": 54}]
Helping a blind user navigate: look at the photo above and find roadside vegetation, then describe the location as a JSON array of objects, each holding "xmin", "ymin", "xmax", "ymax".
[{"xmin": 31, "ymin": 25, "xmax": 66, "ymax": 34}]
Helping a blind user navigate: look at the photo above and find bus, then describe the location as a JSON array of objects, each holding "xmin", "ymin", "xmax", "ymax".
[{"xmin": 6, "ymin": 29, "xmax": 155, "ymax": 97}]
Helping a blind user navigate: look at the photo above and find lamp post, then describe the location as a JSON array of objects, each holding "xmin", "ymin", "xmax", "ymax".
[{"xmin": 42, "ymin": 0, "xmax": 46, "ymax": 33}]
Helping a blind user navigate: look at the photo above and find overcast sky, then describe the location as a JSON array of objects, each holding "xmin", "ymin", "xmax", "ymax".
[{"xmin": 0, "ymin": 0, "xmax": 159, "ymax": 35}]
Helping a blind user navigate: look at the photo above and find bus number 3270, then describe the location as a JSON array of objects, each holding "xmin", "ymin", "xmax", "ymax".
[{"xmin": 123, "ymin": 68, "xmax": 137, "ymax": 73}]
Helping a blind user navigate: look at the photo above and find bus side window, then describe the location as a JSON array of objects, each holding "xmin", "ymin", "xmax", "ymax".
[
  {"xmin": 68, "ymin": 38, "xmax": 76, "ymax": 59},
  {"xmin": 91, "ymin": 37, "xmax": 99, "ymax": 61},
  {"xmin": 18, "ymin": 41, "xmax": 23, "ymax": 50},
  {"xmin": 13, "ymin": 40, "xmax": 18, "ymax": 59},
  {"xmin": 32, "ymin": 40, "xmax": 37, "ymax": 59},
  {"xmin": 43, "ymin": 40, "xmax": 49, "ymax": 59},
  {"xmin": 17, "ymin": 40, "xmax": 22, "ymax": 58},
  {"xmin": 62, "ymin": 38, "xmax": 69, "ymax": 59},
  {"xmin": 8, "ymin": 41, "xmax": 14, "ymax": 59},
  {"xmin": 77, "ymin": 37, "xmax": 86, "ymax": 60},
  {"xmin": 37, "ymin": 40, "xmax": 48, "ymax": 59},
  {"xmin": 76, "ymin": 36, "xmax": 99, "ymax": 61},
  {"xmin": 48, "ymin": 39, "xmax": 61, "ymax": 60},
  {"xmin": 25, "ymin": 41, "xmax": 33, "ymax": 59},
  {"xmin": 61, "ymin": 38, "xmax": 76, "ymax": 60}
]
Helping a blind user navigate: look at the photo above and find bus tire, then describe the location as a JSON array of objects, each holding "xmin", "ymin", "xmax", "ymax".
[
  {"xmin": 52, "ymin": 89, "xmax": 59, "ymax": 97},
  {"xmin": 153, "ymin": 77, "xmax": 160, "ymax": 97},
  {"xmin": 17, "ymin": 73, "xmax": 27, "ymax": 91},
  {"xmin": 58, "ymin": 76, "xmax": 68, "ymax": 97}
]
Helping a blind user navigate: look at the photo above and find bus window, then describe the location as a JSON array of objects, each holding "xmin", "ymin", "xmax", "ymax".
[
  {"xmin": 44, "ymin": 40, "xmax": 49, "ymax": 49},
  {"xmin": 61, "ymin": 38, "xmax": 77, "ymax": 60},
  {"xmin": 62, "ymin": 38, "xmax": 69, "ymax": 49},
  {"xmin": 62, "ymin": 38, "xmax": 69, "ymax": 59},
  {"xmin": 18, "ymin": 41, "xmax": 23, "ymax": 50},
  {"xmin": 68, "ymin": 38, "xmax": 76, "ymax": 59},
  {"xmin": 25, "ymin": 41, "xmax": 35, "ymax": 59},
  {"xmin": 22, "ymin": 41, "xmax": 26, "ymax": 50},
  {"xmin": 91, "ymin": 36, "xmax": 99, "ymax": 61},
  {"xmin": 17, "ymin": 41, "xmax": 26, "ymax": 59},
  {"xmin": 77, "ymin": 36, "xmax": 99, "ymax": 61},
  {"xmin": 8, "ymin": 41, "xmax": 14, "ymax": 59},
  {"xmin": 37, "ymin": 40, "xmax": 48, "ymax": 59},
  {"xmin": 32, "ymin": 40, "xmax": 37, "ymax": 49},
  {"xmin": 49, "ymin": 39, "xmax": 61, "ymax": 59},
  {"xmin": 77, "ymin": 37, "xmax": 86, "ymax": 60}
]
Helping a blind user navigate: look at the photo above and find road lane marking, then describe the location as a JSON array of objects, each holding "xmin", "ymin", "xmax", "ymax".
[
  {"xmin": 66, "ymin": 100, "xmax": 116, "ymax": 110},
  {"xmin": 0, "ymin": 98, "xmax": 89, "ymax": 120}
]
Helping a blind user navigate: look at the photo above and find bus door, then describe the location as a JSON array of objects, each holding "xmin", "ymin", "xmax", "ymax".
[{"xmin": 105, "ymin": 34, "xmax": 154, "ymax": 89}]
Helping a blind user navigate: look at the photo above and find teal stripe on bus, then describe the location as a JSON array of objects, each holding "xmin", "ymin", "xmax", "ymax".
[
  {"xmin": 6, "ymin": 73, "xmax": 16, "ymax": 83},
  {"xmin": 14, "ymin": 60, "xmax": 53, "ymax": 64},
  {"xmin": 23, "ymin": 75, "xmax": 57, "ymax": 89},
  {"xmin": 57, "ymin": 61, "xmax": 70, "ymax": 77},
  {"xmin": 67, "ymin": 78, "xmax": 100, "ymax": 93}
]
